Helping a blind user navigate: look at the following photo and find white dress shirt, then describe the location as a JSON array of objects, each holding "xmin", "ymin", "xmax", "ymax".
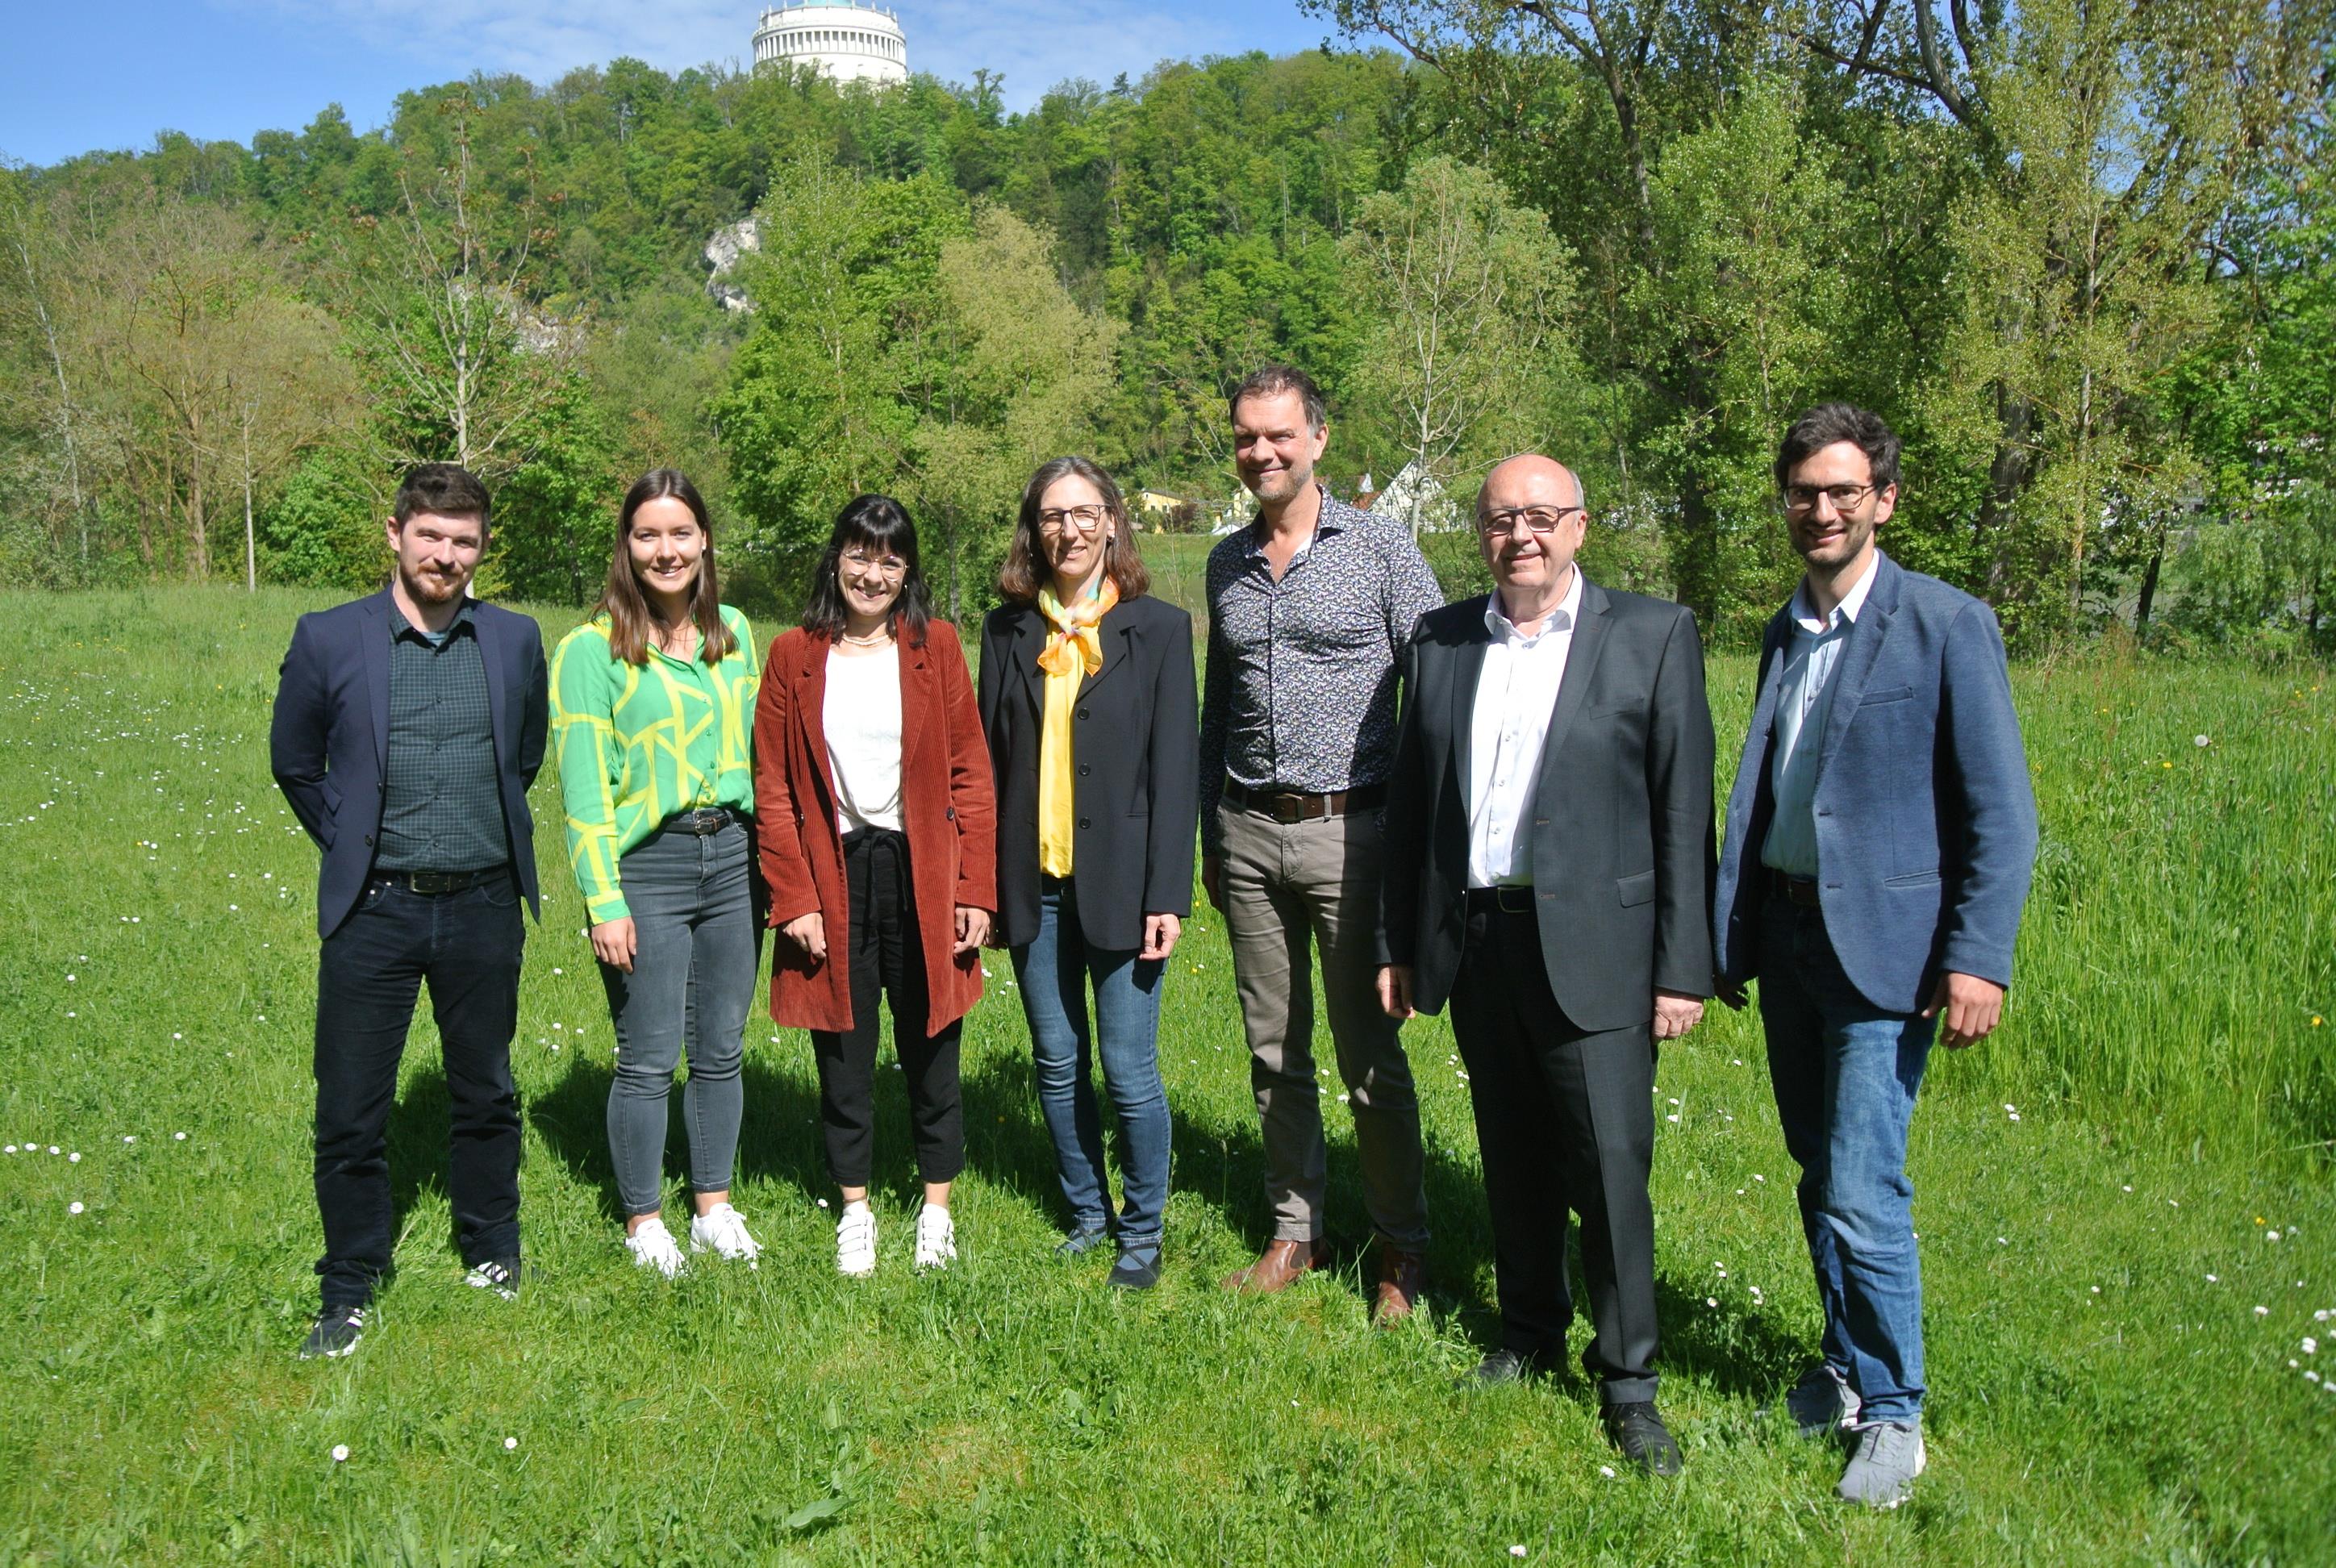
[
  {"xmin": 1465, "ymin": 568, "xmax": 1585, "ymax": 888},
  {"xmin": 824, "ymin": 644, "xmax": 903, "ymax": 835},
  {"xmin": 1760, "ymin": 552, "xmax": 1880, "ymax": 877}
]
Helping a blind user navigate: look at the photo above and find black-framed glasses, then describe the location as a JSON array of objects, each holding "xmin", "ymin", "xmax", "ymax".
[
  {"xmin": 1479, "ymin": 506, "xmax": 1584, "ymax": 539},
  {"xmin": 1037, "ymin": 504, "xmax": 1112, "ymax": 534},
  {"xmin": 1781, "ymin": 482, "xmax": 1880, "ymax": 514}
]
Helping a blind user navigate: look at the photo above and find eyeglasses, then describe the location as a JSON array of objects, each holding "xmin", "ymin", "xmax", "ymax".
[
  {"xmin": 1479, "ymin": 506, "xmax": 1584, "ymax": 539},
  {"xmin": 1037, "ymin": 504, "xmax": 1112, "ymax": 535},
  {"xmin": 841, "ymin": 549, "xmax": 906, "ymax": 577},
  {"xmin": 1781, "ymin": 482, "xmax": 1881, "ymax": 514}
]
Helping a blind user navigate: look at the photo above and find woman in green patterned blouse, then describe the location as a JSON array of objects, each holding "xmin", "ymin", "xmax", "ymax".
[{"xmin": 550, "ymin": 469, "xmax": 765, "ymax": 1278}]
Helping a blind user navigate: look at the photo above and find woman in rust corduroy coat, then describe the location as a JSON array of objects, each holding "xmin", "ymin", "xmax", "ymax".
[
  {"xmin": 752, "ymin": 494, "xmax": 996, "ymax": 1276},
  {"xmin": 753, "ymin": 622, "xmax": 996, "ymax": 1036}
]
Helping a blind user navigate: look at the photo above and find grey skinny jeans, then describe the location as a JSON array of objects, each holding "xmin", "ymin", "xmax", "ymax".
[{"xmin": 600, "ymin": 817, "xmax": 761, "ymax": 1217}]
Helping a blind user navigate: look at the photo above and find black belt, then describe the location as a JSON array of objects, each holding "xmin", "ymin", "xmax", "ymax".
[
  {"xmin": 373, "ymin": 865, "xmax": 509, "ymax": 895},
  {"xmin": 664, "ymin": 806, "xmax": 748, "ymax": 836},
  {"xmin": 1223, "ymin": 778, "xmax": 1387, "ymax": 824},
  {"xmin": 1464, "ymin": 884, "xmax": 1538, "ymax": 915},
  {"xmin": 1767, "ymin": 869, "xmax": 1822, "ymax": 908}
]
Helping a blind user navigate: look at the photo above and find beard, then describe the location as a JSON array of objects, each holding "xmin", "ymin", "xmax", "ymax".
[
  {"xmin": 399, "ymin": 560, "xmax": 468, "ymax": 605},
  {"xmin": 1242, "ymin": 465, "xmax": 1312, "ymax": 504}
]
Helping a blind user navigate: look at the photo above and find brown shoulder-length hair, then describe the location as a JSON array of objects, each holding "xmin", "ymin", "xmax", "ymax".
[
  {"xmin": 997, "ymin": 456, "xmax": 1150, "ymax": 605},
  {"xmin": 596, "ymin": 469, "xmax": 736, "ymax": 667}
]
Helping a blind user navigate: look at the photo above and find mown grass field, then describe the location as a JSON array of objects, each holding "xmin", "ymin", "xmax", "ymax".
[{"xmin": 2, "ymin": 586, "xmax": 2332, "ymax": 1565}]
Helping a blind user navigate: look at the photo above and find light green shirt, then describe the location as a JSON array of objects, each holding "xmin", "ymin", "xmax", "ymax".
[{"xmin": 551, "ymin": 607, "xmax": 761, "ymax": 922}]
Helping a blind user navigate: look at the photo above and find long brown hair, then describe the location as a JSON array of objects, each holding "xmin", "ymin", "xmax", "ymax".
[
  {"xmin": 997, "ymin": 456, "xmax": 1149, "ymax": 604},
  {"xmin": 596, "ymin": 469, "xmax": 736, "ymax": 666}
]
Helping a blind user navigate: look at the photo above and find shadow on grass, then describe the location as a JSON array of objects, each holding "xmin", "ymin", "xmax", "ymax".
[
  {"xmin": 386, "ymin": 1062, "xmax": 453, "ymax": 1266},
  {"xmin": 1149, "ymin": 1070, "xmax": 1804, "ymax": 1399}
]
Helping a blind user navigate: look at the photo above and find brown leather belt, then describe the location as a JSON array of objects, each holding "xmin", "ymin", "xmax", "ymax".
[
  {"xmin": 1223, "ymin": 779, "xmax": 1386, "ymax": 824},
  {"xmin": 1768, "ymin": 869, "xmax": 1822, "ymax": 908}
]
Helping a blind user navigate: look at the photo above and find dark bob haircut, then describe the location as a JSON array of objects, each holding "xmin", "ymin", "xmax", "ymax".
[
  {"xmin": 1773, "ymin": 402, "xmax": 1903, "ymax": 496},
  {"xmin": 800, "ymin": 493, "xmax": 933, "ymax": 648},
  {"xmin": 393, "ymin": 462, "xmax": 492, "ymax": 532},
  {"xmin": 996, "ymin": 456, "xmax": 1150, "ymax": 605},
  {"xmin": 594, "ymin": 469, "xmax": 735, "ymax": 668}
]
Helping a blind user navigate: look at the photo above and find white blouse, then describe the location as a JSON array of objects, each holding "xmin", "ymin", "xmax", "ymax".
[{"xmin": 823, "ymin": 644, "xmax": 903, "ymax": 834}]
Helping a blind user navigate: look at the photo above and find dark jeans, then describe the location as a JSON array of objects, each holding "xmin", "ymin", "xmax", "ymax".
[
  {"xmin": 1758, "ymin": 896, "xmax": 1936, "ymax": 1426},
  {"xmin": 1009, "ymin": 878, "xmax": 1170, "ymax": 1246},
  {"xmin": 1448, "ymin": 901, "xmax": 1660, "ymax": 1405},
  {"xmin": 313, "ymin": 874, "xmax": 524, "ymax": 1308},
  {"xmin": 600, "ymin": 819, "xmax": 760, "ymax": 1218},
  {"xmin": 810, "ymin": 828, "xmax": 964, "ymax": 1189}
]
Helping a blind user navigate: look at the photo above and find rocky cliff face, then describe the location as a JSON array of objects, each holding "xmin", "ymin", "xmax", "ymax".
[{"xmin": 703, "ymin": 218, "xmax": 762, "ymax": 313}]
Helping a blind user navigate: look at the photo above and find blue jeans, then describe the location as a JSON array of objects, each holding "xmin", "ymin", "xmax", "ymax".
[
  {"xmin": 1758, "ymin": 898, "xmax": 1936, "ymax": 1426},
  {"xmin": 600, "ymin": 819, "xmax": 760, "ymax": 1218},
  {"xmin": 1010, "ymin": 879, "xmax": 1170, "ymax": 1247}
]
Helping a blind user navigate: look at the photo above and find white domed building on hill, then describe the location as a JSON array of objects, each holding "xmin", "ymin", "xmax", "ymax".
[{"xmin": 753, "ymin": 2, "xmax": 909, "ymax": 86}]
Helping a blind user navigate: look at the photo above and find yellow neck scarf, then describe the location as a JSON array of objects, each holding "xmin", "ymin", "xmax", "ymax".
[{"xmin": 1036, "ymin": 579, "xmax": 1118, "ymax": 877}]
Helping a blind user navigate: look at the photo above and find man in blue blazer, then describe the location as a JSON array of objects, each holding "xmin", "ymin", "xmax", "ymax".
[
  {"xmin": 1713, "ymin": 405, "xmax": 2038, "ymax": 1507},
  {"xmin": 269, "ymin": 463, "xmax": 549, "ymax": 1359}
]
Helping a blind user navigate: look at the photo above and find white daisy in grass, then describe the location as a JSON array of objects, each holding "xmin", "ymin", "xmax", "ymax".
[{"xmin": 331, "ymin": 1445, "xmax": 349, "ymax": 1462}]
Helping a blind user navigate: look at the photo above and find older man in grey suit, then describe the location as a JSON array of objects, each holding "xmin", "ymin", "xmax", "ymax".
[
  {"xmin": 1379, "ymin": 453, "xmax": 1716, "ymax": 1475},
  {"xmin": 1715, "ymin": 403, "xmax": 2038, "ymax": 1508}
]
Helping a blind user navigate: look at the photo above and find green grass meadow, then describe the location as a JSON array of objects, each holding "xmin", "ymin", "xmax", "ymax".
[{"xmin": 2, "ymin": 586, "xmax": 2334, "ymax": 1564}]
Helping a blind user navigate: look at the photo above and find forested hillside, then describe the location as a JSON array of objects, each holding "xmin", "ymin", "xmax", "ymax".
[{"xmin": 2, "ymin": 0, "xmax": 2329, "ymax": 646}]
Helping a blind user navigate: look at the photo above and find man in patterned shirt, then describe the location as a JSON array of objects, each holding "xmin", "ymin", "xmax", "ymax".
[
  {"xmin": 1201, "ymin": 364, "xmax": 1445, "ymax": 1320},
  {"xmin": 270, "ymin": 464, "xmax": 549, "ymax": 1360}
]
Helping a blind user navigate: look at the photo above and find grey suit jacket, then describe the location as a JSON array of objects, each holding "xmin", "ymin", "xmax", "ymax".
[
  {"xmin": 1712, "ymin": 552, "xmax": 2038, "ymax": 1013},
  {"xmin": 1380, "ymin": 578, "xmax": 1717, "ymax": 1032}
]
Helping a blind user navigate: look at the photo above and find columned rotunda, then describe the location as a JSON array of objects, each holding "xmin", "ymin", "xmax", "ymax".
[{"xmin": 752, "ymin": 2, "xmax": 909, "ymax": 86}]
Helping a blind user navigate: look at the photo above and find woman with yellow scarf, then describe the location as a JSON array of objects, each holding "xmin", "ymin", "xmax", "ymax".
[{"xmin": 978, "ymin": 457, "xmax": 1198, "ymax": 1290}]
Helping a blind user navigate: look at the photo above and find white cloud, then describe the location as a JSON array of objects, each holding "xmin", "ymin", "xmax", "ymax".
[{"xmin": 227, "ymin": 0, "xmax": 1300, "ymax": 109}]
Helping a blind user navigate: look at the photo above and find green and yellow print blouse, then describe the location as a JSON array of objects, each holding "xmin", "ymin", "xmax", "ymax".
[{"xmin": 551, "ymin": 606, "xmax": 761, "ymax": 924}]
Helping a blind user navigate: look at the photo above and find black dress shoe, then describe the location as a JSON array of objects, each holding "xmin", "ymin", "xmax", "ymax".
[
  {"xmin": 1459, "ymin": 1347, "xmax": 1558, "ymax": 1387},
  {"xmin": 1603, "ymin": 1401, "xmax": 1683, "ymax": 1475}
]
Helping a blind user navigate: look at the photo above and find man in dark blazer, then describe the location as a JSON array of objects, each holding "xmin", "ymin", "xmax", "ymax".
[
  {"xmin": 1713, "ymin": 404, "xmax": 2038, "ymax": 1508},
  {"xmin": 269, "ymin": 462, "xmax": 549, "ymax": 1360},
  {"xmin": 1379, "ymin": 453, "xmax": 1716, "ymax": 1475}
]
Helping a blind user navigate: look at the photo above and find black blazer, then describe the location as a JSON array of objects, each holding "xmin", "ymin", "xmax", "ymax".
[
  {"xmin": 1380, "ymin": 578, "xmax": 1717, "ymax": 1032},
  {"xmin": 269, "ymin": 588, "xmax": 549, "ymax": 938},
  {"xmin": 977, "ymin": 593, "xmax": 1199, "ymax": 951}
]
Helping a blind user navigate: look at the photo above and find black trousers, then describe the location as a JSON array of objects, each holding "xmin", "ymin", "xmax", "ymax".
[
  {"xmin": 1449, "ymin": 901, "xmax": 1660, "ymax": 1404},
  {"xmin": 810, "ymin": 828, "xmax": 965, "ymax": 1189},
  {"xmin": 313, "ymin": 875, "xmax": 524, "ymax": 1308}
]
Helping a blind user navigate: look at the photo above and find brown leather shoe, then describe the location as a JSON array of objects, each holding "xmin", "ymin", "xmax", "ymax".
[
  {"xmin": 1220, "ymin": 1237, "xmax": 1327, "ymax": 1294},
  {"xmin": 1372, "ymin": 1242, "xmax": 1428, "ymax": 1324}
]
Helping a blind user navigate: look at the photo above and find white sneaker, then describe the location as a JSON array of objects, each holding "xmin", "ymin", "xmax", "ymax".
[
  {"xmin": 914, "ymin": 1204, "xmax": 957, "ymax": 1271},
  {"xmin": 689, "ymin": 1203, "xmax": 761, "ymax": 1265},
  {"xmin": 836, "ymin": 1203, "xmax": 877, "ymax": 1277},
  {"xmin": 624, "ymin": 1216, "xmax": 687, "ymax": 1278}
]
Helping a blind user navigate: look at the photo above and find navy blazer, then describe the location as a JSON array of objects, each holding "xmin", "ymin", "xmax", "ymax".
[
  {"xmin": 977, "ymin": 594, "xmax": 1199, "ymax": 952},
  {"xmin": 270, "ymin": 588, "xmax": 549, "ymax": 937},
  {"xmin": 1381, "ymin": 579, "xmax": 1717, "ymax": 1030},
  {"xmin": 1712, "ymin": 553, "xmax": 2038, "ymax": 1014}
]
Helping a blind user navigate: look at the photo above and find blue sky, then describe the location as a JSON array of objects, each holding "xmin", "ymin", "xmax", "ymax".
[{"xmin": 4, "ymin": 0, "xmax": 1354, "ymax": 168}]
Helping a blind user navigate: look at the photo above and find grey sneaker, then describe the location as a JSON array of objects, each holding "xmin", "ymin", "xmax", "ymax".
[
  {"xmin": 1837, "ymin": 1420, "xmax": 1925, "ymax": 1508},
  {"xmin": 1783, "ymin": 1359, "xmax": 1860, "ymax": 1437}
]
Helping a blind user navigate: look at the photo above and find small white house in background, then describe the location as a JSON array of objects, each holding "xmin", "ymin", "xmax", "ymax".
[
  {"xmin": 1371, "ymin": 461, "xmax": 1464, "ymax": 535},
  {"xmin": 753, "ymin": 2, "xmax": 909, "ymax": 86}
]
